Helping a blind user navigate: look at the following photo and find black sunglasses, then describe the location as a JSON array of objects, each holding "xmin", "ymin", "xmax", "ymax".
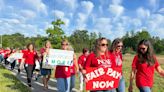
[
  {"xmin": 117, "ymin": 45, "xmax": 123, "ymax": 47},
  {"xmin": 140, "ymin": 48, "xmax": 146, "ymax": 50},
  {"xmin": 100, "ymin": 43, "xmax": 108, "ymax": 46},
  {"xmin": 62, "ymin": 43, "xmax": 68, "ymax": 46}
]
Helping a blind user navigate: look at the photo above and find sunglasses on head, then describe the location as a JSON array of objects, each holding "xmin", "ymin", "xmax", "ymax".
[{"xmin": 100, "ymin": 43, "xmax": 108, "ymax": 46}]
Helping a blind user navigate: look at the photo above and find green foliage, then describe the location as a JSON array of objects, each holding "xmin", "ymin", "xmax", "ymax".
[
  {"xmin": 68, "ymin": 30, "xmax": 98, "ymax": 52},
  {"xmin": 46, "ymin": 19, "xmax": 65, "ymax": 48},
  {"xmin": 123, "ymin": 30, "xmax": 151, "ymax": 51},
  {"xmin": 0, "ymin": 65, "xmax": 31, "ymax": 92},
  {"xmin": 1, "ymin": 19, "xmax": 164, "ymax": 54}
]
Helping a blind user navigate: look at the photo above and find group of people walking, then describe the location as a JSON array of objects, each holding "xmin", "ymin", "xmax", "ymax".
[{"xmin": 0, "ymin": 37, "xmax": 164, "ymax": 92}]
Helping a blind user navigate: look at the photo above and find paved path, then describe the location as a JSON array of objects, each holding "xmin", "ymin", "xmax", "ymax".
[{"xmin": 2, "ymin": 63, "xmax": 78, "ymax": 92}]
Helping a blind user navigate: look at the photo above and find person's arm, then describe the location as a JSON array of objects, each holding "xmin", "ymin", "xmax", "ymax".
[
  {"xmin": 78, "ymin": 57, "xmax": 83, "ymax": 71},
  {"xmin": 73, "ymin": 54, "xmax": 79, "ymax": 73},
  {"xmin": 156, "ymin": 66, "xmax": 164, "ymax": 77},
  {"xmin": 128, "ymin": 68, "xmax": 137, "ymax": 92}
]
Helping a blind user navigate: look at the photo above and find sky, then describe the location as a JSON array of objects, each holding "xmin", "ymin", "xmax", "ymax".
[{"xmin": 0, "ymin": 0, "xmax": 164, "ymax": 40}]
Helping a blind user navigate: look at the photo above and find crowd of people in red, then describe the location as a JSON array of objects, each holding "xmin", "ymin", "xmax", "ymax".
[{"xmin": 0, "ymin": 38, "xmax": 164, "ymax": 92}]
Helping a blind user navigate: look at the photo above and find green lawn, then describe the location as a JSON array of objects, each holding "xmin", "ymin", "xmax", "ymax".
[
  {"xmin": 74, "ymin": 54, "xmax": 164, "ymax": 92},
  {"xmin": 0, "ymin": 64, "xmax": 31, "ymax": 92}
]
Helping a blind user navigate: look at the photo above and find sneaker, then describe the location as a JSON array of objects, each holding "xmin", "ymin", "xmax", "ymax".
[{"xmin": 28, "ymin": 83, "xmax": 31, "ymax": 87}]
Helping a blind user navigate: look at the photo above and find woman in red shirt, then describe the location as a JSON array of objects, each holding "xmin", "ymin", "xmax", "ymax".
[
  {"xmin": 22, "ymin": 43, "xmax": 38, "ymax": 87},
  {"xmin": 110, "ymin": 38, "xmax": 125, "ymax": 92},
  {"xmin": 129, "ymin": 39, "xmax": 164, "ymax": 92},
  {"xmin": 78, "ymin": 48, "xmax": 89, "ymax": 91},
  {"xmin": 55, "ymin": 39, "xmax": 79, "ymax": 92},
  {"xmin": 84, "ymin": 37, "xmax": 116, "ymax": 92}
]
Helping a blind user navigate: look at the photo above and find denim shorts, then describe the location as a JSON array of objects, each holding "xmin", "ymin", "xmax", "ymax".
[{"xmin": 41, "ymin": 68, "xmax": 51, "ymax": 76}]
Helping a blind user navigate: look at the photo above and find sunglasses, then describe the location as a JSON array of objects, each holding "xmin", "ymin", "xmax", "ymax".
[
  {"xmin": 140, "ymin": 48, "xmax": 146, "ymax": 50},
  {"xmin": 100, "ymin": 43, "xmax": 108, "ymax": 46},
  {"xmin": 117, "ymin": 45, "xmax": 123, "ymax": 47},
  {"xmin": 62, "ymin": 43, "xmax": 68, "ymax": 46}
]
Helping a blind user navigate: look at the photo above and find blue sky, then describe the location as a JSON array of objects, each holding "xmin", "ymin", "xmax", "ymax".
[{"xmin": 0, "ymin": 0, "xmax": 164, "ymax": 40}]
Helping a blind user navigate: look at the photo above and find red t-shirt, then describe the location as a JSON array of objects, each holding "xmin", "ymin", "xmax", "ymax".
[
  {"xmin": 70, "ymin": 64, "xmax": 75, "ymax": 75},
  {"xmin": 3, "ymin": 50, "xmax": 10, "ymax": 58},
  {"xmin": 78, "ymin": 54, "xmax": 87, "ymax": 68},
  {"xmin": 21, "ymin": 49, "xmax": 27, "ymax": 54},
  {"xmin": 55, "ymin": 66, "xmax": 71, "ymax": 78},
  {"xmin": 23, "ymin": 50, "xmax": 37, "ymax": 65},
  {"xmin": 84, "ymin": 52, "xmax": 116, "ymax": 68},
  {"xmin": 0, "ymin": 49, "xmax": 4, "ymax": 54},
  {"xmin": 40, "ymin": 48, "xmax": 45, "ymax": 60},
  {"xmin": 112, "ymin": 52, "xmax": 123, "ymax": 71},
  {"xmin": 132, "ymin": 55, "xmax": 159, "ymax": 87}
]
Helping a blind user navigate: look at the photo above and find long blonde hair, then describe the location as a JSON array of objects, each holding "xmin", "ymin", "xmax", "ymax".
[
  {"xmin": 45, "ymin": 40, "xmax": 52, "ymax": 48},
  {"xmin": 94, "ymin": 37, "xmax": 109, "ymax": 58},
  {"xmin": 61, "ymin": 39, "xmax": 74, "ymax": 51}
]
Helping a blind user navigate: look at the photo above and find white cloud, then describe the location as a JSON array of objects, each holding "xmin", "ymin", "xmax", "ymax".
[
  {"xmin": 132, "ymin": 18, "xmax": 142, "ymax": 27},
  {"xmin": 1, "ymin": 18, "xmax": 21, "ymax": 24},
  {"xmin": 158, "ymin": 8, "xmax": 164, "ymax": 14},
  {"xmin": 149, "ymin": 0, "xmax": 157, "ymax": 7},
  {"xmin": 44, "ymin": 22, "xmax": 53, "ymax": 30},
  {"xmin": 63, "ymin": 18, "xmax": 70, "ymax": 28},
  {"xmin": 76, "ymin": 13, "xmax": 88, "ymax": 29},
  {"xmin": 65, "ymin": 0, "xmax": 77, "ymax": 10},
  {"xmin": 93, "ymin": 17, "xmax": 112, "ymax": 35},
  {"xmin": 53, "ymin": 10, "xmax": 70, "ymax": 28},
  {"xmin": 23, "ymin": 0, "xmax": 47, "ymax": 15},
  {"xmin": 136, "ymin": 7, "xmax": 150, "ymax": 18},
  {"xmin": 54, "ymin": 10, "xmax": 65, "ymax": 19},
  {"xmin": 0, "ymin": 0, "xmax": 4, "ymax": 10},
  {"xmin": 108, "ymin": 4, "xmax": 124, "ymax": 17},
  {"xmin": 0, "ymin": 18, "xmax": 42, "ymax": 37},
  {"xmin": 20, "ymin": 10, "xmax": 36, "ymax": 19},
  {"xmin": 112, "ymin": 0, "xmax": 122, "ymax": 5},
  {"xmin": 81, "ymin": 1, "xmax": 94, "ymax": 14},
  {"xmin": 147, "ymin": 14, "xmax": 164, "ymax": 30},
  {"xmin": 57, "ymin": 0, "xmax": 77, "ymax": 11},
  {"xmin": 98, "ymin": 6, "xmax": 103, "ymax": 15}
]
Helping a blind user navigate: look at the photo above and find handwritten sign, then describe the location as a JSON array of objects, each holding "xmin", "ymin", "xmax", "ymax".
[
  {"xmin": 85, "ymin": 67, "xmax": 122, "ymax": 90},
  {"xmin": 42, "ymin": 49, "xmax": 74, "ymax": 69},
  {"xmin": 9, "ymin": 53, "xmax": 23, "ymax": 59},
  {"xmin": 7, "ymin": 53, "xmax": 23, "ymax": 63}
]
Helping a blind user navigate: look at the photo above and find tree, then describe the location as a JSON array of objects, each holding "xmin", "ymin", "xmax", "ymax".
[
  {"xmin": 69, "ymin": 30, "xmax": 90, "ymax": 52},
  {"xmin": 46, "ymin": 19, "xmax": 65, "ymax": 48}
]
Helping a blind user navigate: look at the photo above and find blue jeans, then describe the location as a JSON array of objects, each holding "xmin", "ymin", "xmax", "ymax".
[
  {"xmin": 116, "ymin": 77, "xmax": 125, "ymax": 92},
  {"xmin": 56, "ymin": 77, "xmax": 71, "ymax": 92},
  {"xmin": 139, "ymin": 86, "xmax": 151, "ymax": 92},
  {"xmin": 0, "ymin": 55, "xmax": 4, "ymax": 63},
  {"xmin": 70, "ymin": 75, "xmax": 75, "ymax": 91}
]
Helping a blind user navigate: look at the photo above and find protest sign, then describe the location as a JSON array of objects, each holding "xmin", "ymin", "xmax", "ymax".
[
  {"xmin": 42, "ymin": 49, "xmax": 74, "ymax": 69},
  {"xmin": 85, "ymin": 67, "xmax": 122, "ymax": 90},
  {"xmin": 7, "ymin": 53, "xmax": 23, "ymax": 63}
]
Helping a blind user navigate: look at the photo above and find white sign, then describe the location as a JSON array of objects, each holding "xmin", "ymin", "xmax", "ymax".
[
  {"xmin": 7, "ymin": 53, "xmax": 23, "ymax": 63},
  {"xmin": 42, "ymin": 49, "xmax": 74, "ymax": 69},
  {"xmin": 9, "ymin": 53, "xmax": 23, "ymax": 59}
]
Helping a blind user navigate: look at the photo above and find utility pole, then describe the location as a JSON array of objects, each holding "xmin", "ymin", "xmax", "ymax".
[{"xmin": 0, "ymin": 35, "xmax": 2, "ymax": 48}]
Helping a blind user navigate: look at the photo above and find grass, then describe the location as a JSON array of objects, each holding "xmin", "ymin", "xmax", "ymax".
[
  {"xmin": 74, "ymin": 54, "xmax": 164, "ymax": 92},
  {"xmin": 0, "ymin": 64, "xmax": 31, "ymax": 92}
]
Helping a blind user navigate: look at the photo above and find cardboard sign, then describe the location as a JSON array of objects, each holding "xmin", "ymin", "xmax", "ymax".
[
  {"xmin": 85, "ymin": 67, "xmax": 122, "ymax": 90},
  {"xmin": 7, "ymin": 53, "xmax": 23, "ymax": 63},
  {"xmin": 9, "ymin": 53, "xmax": 23, "ymax": 59},
  {"xmin": 42, "ymin": 49, "xmax": 74, "ymax": 69}
]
